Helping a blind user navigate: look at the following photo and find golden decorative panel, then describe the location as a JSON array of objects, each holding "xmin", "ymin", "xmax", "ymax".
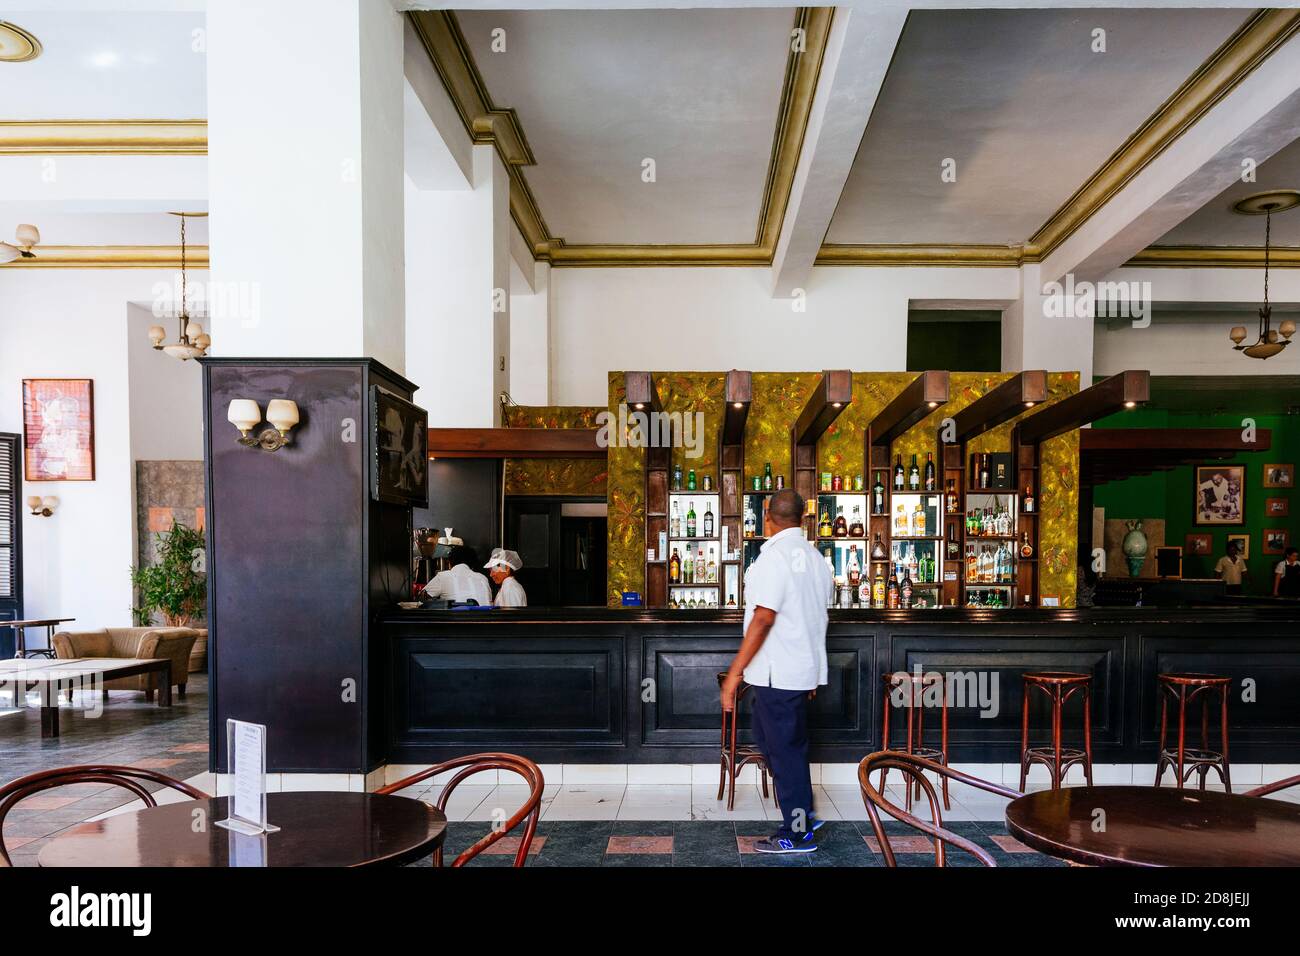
[
  {"xmin": 658, "ymin": 372, "xmax": 725, "ymax": 487},
  {"xmin": 1037, "ymin": 373, "xmax": 1081, "ymax": 608},
  {"xmin": 606, "ymin": 373, "xmax": 646, "ymax": 606},
  {"xmin": 501, "ymin": 405, "xmax": 607, "ymax": 497},
  {"xmin": 743, "ymin": 373, "xmax": 819, "ymax": 486}
]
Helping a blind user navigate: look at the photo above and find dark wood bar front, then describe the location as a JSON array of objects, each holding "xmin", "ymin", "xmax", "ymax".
[{"xmin": 383, "ymin": 607, "xmax": 1300, "ymax": 766}]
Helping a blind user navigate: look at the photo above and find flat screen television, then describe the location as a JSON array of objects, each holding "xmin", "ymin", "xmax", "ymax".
[{"xmin": 371, "ymin": 386, "xmax": 429, "ymax": 507}]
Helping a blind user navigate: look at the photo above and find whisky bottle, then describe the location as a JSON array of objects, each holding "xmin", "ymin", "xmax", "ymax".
[
  {"xmin": 946, "ymin": 478, "xmax": 958, "ymax": 514},
  {"xmin": 669, "ymin": 548, "xmax": 681, "ymax": 584},
  {"xmin": 893, "ymin": 502, "xmax": 908, "ymax": 537},
  {"xmin": 686, "ymin": 501, "xmax": 697, "ymax": 538},
  {"xmin": 818, "ymin": 508, "xmax": 833, "ymax": 538},
  {"xmin": 872, "ymin": 471, "xmax": 886, "ymax": 515},
  {"xmin": 703, "ymin": 501, "xmax": 714, "ymax": 538},
  {"xmin": 726, "ymin": 593, "xmax": 736, "ymax": 608},
  {"xmin": 900, "ymin": 565, "xmax": 914, "ymax": 608},
  {"xmin": 871, "ymin": 533, "xmax": 886, "ymax": 561},
  {"xmin": 872, "ymin": 567, "xmax": 886, "ymax": 608},
  {"xmin": 1023, "ymin": 486, "xmax": 1035, "ymax": 513},
  {"xmin": 1019, "ymin": 532, "xmax": 1034, "ymax": 559},
  {"xmin": 744, "ymin": 504, "xmax": 756, "ymax": 538},
  {"xmin": 848, "ymin": 505, "xmax": 865, "ymax": 538},
  {"xmin": 763, "ymin": 462, "xmax": 773, "ymax": 491},
  {"xmin": 911, "ymin": 501, "xmax": 926, "ymax": 537},
  {"xmin": 979, "ymin": 454, "xmax": 990, "ymax": 489},
  {"xmin": 886, "ymin": 566, "xmax": 900, "ymax": 608},
  {"xmin": 833, "ymin": 505, "xmax": 848, "ymax": 538},
  {"xmin": 924, "ymin": 452, "xmax": 936, "ymax": 491},
  {"xmin": 670, "ymin": 501, "xmax": 681, "ymax": 538},
  {"xmin": 893, "ymin": 455, "xmax": 904, "ymax": 490},
  {"xmin": 846, "ymin": 546, "xmax": 862, "ymax": 588},
  {"xmin": 908, "ymin": 454, "xmax": 920, "ymax": 491}
]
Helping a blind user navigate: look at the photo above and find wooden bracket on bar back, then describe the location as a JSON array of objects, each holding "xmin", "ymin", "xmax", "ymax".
[
  {"xmin": 1013, "ymin": 370, "xmax": 1150, "ymax": 447},
  {"xmin": 867, "ymin": 371, "xmax": 950, "ymax": 449},
  {"xmin": 790, "ymin": 371, "xmax": 852, "ymax": 517},
  {"xmin": 722, "ymin": 370, "xmax": 752, "ymax": 445},
  {"xmin": 949, "ymin": 371, "xmax": 1047, "ymax": 445},
  {"xmin": 427, "ymin": 428, "xmax": 604, "ymax": 459}
]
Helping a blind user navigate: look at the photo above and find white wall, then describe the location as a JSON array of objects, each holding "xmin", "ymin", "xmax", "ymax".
[
  {"xmin": 548, "ymin": 264, "xmax": 1019, "ymax": 406},
  {"xmin": 509, "ymin": 260, "xmax": 552, "ymax": 405},
  {"xmin": 1094, "ymin": 311, "xmax": 1300, "ymax": 377},
  {"xmin": 127, "ymin": 302, "xmax": 204, "ymax": 461},
  {"xmin": 0, "ymin": 268, "xmax": 207, "ymax": 628}
]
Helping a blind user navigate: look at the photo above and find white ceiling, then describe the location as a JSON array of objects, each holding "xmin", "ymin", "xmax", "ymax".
[
  {"xmin": 0, "ymin": 9, "xmax": 205, "ymax": 119},
  {"xmin": 456, "ymin": 8, "xmax": 795, "ymax": 245},
  {"xmin": 825, "ymin": 8, "xmax": 1250, "ymax": 246}
]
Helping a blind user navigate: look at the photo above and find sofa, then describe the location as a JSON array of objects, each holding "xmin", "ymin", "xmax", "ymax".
[{"xmin": 52, "ymin": 627, "xmax": 199, "ymax": 700}]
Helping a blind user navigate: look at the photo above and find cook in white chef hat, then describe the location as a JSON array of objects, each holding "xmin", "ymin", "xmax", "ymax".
[{"xmin": 484, "ymin": 548, "xmax": 523, "ymax": 572}]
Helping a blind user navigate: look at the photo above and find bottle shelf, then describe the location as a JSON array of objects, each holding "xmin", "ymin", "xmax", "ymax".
[
  {"xmin": 670, "ymin": 582, "xmax": 719, "ymax": 588},
  {"xmin": 669, "ymin": 536, "xmax": 721, "ymax": 543}
]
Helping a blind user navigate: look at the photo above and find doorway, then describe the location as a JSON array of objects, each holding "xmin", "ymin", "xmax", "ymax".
[
  {"xmin": 0, "ymin": 434, "xmax": 23, "ymax": 657},
  {"xmin": 504, "ymin": 497, "xmax": 607, "ymax": 606}
]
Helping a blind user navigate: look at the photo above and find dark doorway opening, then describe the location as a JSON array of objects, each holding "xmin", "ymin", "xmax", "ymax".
[
  {"xmin": 504, "ymin": 497, "xmax": 607, "ymax": 607},
  {"xmin": 0, "ymin": 433, "xmax": 23, "ymax": 657}
]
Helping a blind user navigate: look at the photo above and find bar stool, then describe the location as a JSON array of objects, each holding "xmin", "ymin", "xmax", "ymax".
[
  {"xmin": 715, "ymin": 672, "xmax": 772, "ymax": 810},
  {"xmin": 880, "ymin": 670, "xmax": 951, "ymax": 811},
  {"xmin": 1019, "ymin": 672, "xmax": 1093, "ymax": 791},
  {"xmin": 1155, "ymin": 673, "xmax": 1232, "ymax": 793}
]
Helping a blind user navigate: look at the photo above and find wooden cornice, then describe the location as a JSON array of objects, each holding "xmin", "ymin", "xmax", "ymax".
[{"xmin": 428, "ymin": 427, "xmax": 604, "ymax": 459}]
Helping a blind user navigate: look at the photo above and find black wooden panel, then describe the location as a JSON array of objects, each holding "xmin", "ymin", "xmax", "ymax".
[{"xmin": 391, "ymin": 636, "xmax": 623, "ymax": 748}]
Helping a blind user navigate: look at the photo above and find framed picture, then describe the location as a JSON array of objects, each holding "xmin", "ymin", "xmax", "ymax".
[
  {"xmin": 1266, "ymin": 497, "xmax": 1290, "ymax": 517},
  {"xmin": 1263, "ymin": 529, "xmax": 1289, "ymax": 555},
  {"xmin": 1227, "ymin": 533, "xmax": 1250, "ymax": 559},
  {"xmin": 370, "ymin": 386, "xmax": 428, "ymax": 507},
  {"xmin": 1185, "ymin": 533, "xmax": 1213, "ymax": 556},
  {"xmin": 22, "ymin": 378, "xmax": 95, "ymax": 481},
  {"xmin": 1264, "ymin": 464, "xmax": 1294, "ymax": 488},
  {"xmin": 1194, "ymin": 464, "xmax": 1244, "ymax": 525}
]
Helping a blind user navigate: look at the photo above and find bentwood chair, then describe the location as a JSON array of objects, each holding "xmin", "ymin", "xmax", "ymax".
[
  {"xmin": 859, "ymin": 750, "xmax": 1023, "ymax": 867},
  {"xmin": 1245, "ymin": 774, "xmax": 1300, "ymax": 799},
  {"xmin": 0, "ymin": 765, "xmax": 210, "ymax": 866},
  {"xmin": 377, "ymin": 753, "xmax": 544, "ymax": 867},
  {"xmin": 716, "ymin": 672, "xmax": 773, "ymax": 810}
]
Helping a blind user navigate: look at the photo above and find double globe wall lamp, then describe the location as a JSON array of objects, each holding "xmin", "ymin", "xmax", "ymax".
[
  {"xmin": 27, "ymin": 496, "xmax": 58, "ymax": 518},
  {"xmin": 227, "ymin": 399, "xmax": 299, "ymax": 452}
]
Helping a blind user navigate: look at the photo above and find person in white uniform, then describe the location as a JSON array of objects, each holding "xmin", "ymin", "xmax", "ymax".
[
  {"xmin": 423, "ymin": 546, "xmax": 493, "ymax": 605},
  {"xmin": 720, "ymin": 488, "xmax": 831, "ymax": 855},
  {"xmin": 485, "ymin": 548, "xmax": 528, "ymax": 607}
]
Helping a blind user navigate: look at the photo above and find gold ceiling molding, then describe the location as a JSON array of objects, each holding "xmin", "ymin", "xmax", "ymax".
[
  {"xmin": 1022, "ymin": 8, "xmax": 1300, "ymax": 264},
  {"xmin": 4, "ymin": 246, "xmax": 208, "ymax": 269},
  {"xmin": 409, "ymin": 8, "xmax": 834, "ymax": 266},
  {"xmin": 1124, "ymin": 245, "xmax": 1300, "ymax": 268},
  {"xmin": 0, "ymin": 120, "xmax": 207, "ymax": 155},
  {"xmin": 816, "ymin": 243, "xmax": 1023, "ymax": 267}
]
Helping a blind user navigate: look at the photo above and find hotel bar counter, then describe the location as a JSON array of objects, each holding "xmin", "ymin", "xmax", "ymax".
[{"xmin": 382, "ymin": 606, "xmax": 1300, "ymax": 766}]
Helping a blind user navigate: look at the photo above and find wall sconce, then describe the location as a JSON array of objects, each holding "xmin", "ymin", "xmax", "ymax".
[
  {"xmin": 227, "ymin": 398, "xmax": 299, "ymax": 451},
  {"xmin": 27, "ymin": 495, "xmax": 58, "ymax": 517}
]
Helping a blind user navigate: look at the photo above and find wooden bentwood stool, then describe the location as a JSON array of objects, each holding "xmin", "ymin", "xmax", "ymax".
[
  {"xmin": 1155, "ymin": 673, "xmax": 1231, "ymax": 793},
  {"xmin": 880, "ymin": 671, "xmax": 951, "ymax": 811},
  {"xmin": 716, "ymin": 672, "xmax": 773, "ymax": 810},
  {"xmin": 1019, "ymin": 672, "xmax": 1093, "ymax": 791}
]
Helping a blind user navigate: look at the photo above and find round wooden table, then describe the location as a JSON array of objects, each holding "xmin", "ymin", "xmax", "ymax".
[
  {"xmin": 1006, "ymin": 786, "xmax": 1300, "ymax": 867},
  {"xmin": 38, "ymin": 792, "xmax": 447, "ymax": 868}
]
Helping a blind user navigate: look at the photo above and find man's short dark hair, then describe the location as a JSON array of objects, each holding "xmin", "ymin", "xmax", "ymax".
[
  {"xmin": 449, "ymin": 545, "xmax": 478, "ymax": 568},
  {"xmin": 1286, "ymin": 547, "xmax": 1299, "ymax": 559},
  {"xmin": 767, "ymin": 488, "xmax": 804, "ymax": 525}
]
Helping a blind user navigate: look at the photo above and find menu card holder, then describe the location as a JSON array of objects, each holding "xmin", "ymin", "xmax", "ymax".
[{"xmin": 215, "ymin": 719, "xmax": 280, "ymax": 835}]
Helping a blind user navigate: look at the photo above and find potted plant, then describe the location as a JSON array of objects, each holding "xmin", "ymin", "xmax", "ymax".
[{"xmin": 131, "ymin": 519, "xmax": 207, "ymax": 668}]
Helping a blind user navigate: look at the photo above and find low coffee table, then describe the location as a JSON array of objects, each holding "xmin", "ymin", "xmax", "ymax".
[{"xmin": 0, "ymin": 657, "xmax": 172, "ymax": 738}]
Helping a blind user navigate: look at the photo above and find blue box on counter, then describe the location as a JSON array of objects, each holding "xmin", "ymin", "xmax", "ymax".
[{"xmin": 621, "ymin": 591, "xmax": 643, "ymax": 607}]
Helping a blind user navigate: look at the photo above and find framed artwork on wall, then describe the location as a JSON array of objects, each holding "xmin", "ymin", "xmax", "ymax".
[
  {"xmin": 1227, "ymin": 533, "xmax": 1250, "ymax": 559},
  {"xmin": 1194, "ymin": 464, "xmax": 1244, "ymax": 526},
  {"xmin": 1185, "ymin": 533, "xmax": 1213, "ymax": 556},
  {"xmin": 1266, "ymin": 497, "xmax": 1290, "ymax": 517},
  {"xmin": 370, "ymin": 386, "xmax": 429, "ymax": 507},
  {"xmin": 22, "ymin": 378, "xmax": 95, "ymax": 481},
  {"xmin": 1263, "ymin": 529, "xmax": 1289, "ymax": 555},
  {"xmin": 1264, "ymin": 464, "xmax": 1294, "ymax": 488}
]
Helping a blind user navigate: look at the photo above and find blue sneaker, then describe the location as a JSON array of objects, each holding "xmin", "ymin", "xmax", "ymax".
[
  {"xmin": 810, "ymin": 814, "xmax": 826, "ymax": 832},
  {"xmin": 753, "ymin": 831, "xmax": 819, "ymax": 854}
]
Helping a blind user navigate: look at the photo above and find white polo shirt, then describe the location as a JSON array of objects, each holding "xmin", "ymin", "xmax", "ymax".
[
  {"xmin": 423, "ymin": 564, "xmax": 492, "ymax": 605},
  {"xmin": 494, "ymin": 576, "xmax": 528, "ymax": 607},
  {"xmin": 742, "ymin": 526, "xmax": 832, "ymax": 691}
]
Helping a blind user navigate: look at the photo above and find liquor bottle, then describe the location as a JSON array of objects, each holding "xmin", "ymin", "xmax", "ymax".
[
  {"xmin": 857, "ymin": 571, "xmax": 871, "ymax": 607},
  {"xmin": 848, "ymin": 505, "xmax": 865, "ymax": 538},
  {"xmin": 832, "ymin": 474, "xmax": 843, "ymax": 492},
  {"xmin": 871, "ymin": 533, "xmax": 886, "ymax": 561},
  {"xmin": 979, "ymin": 454, "xmax": 990, "ymax": 489},
  {"xmin": 965, "ymin": 544, "xmax": 977, "ymax": 583},
  {"xmin": 726, "ymin": 593, "xmax": 736, "ymax": 608},
  {"xmin": 685, "ymin": 501, "xmax": 697, "ymax": 537},
  {"xmin": 908, "ymin": 454, "xmax": 920, "ymax": 491},
  {"xmin": 886, "ymin": 566, "xmax": 900, "ymax": 609},
  {"xmin": 946, "ymin": 478, "xmax": 959, "ymax": 514},
  {"xmin": 669, "ymin": 548, "xmax": 681, "ymax": 584},
  {"xmin": 1023, "ymin": 486, "xmax": 1035, "ymax": 513},
  {"xmin": 911, "ymin": 501, "xmax": 926, "ymax": 537},
  {"xmin": 683, "ymin": 545, "xmax": 693, "ymax": 584},
  {"xmin": 695, "ymin": 548, "xmax": 706, "ymax": 583},
  {"xmin": 900, "ymin": 564, "xmax": 914, "ymax": 609},
  {"xmin": 703, "ymin": 501, "xmax": 714, "ymax": 538},
  {"xmin": 687, "ymin": 469, "xmax": 697, "ymax": 491},
  {"xmin": 946, "ymin": 521, "xmax": 959, "ymax": 560},
  {"xmin": 846, "ymin": 546, "xmax": 862, "ymax": 588},
  {"xmin": 763, "ymin": 462, "xmax": 773, "ymax": 491},
  {"xmin": 1019, "ymin": 532, "xmax": 1034, "ymax": 559},
  {"xmin": 894, "ymin": 502, "xmax": 908, "ymax": 537},
  {"xmin": 833, "ymin": 506, "xmax": 848, "ymax": 538},
  {"xmin": 744, "ymin": 504, "xmax": 756, "ymax": 539},
  {"xmin": 703, "ymin": 474, "xmax": 713, "ymax": 492},
  {"xmin": 670, "ymin": 501, "xmax": 681, "ymax": 538},
  {"xmin": 924, "ymin": 452, "xmax": 936, "ymax": 492},
  {"xmin": 671, "ymin": 463, "xmax": 683, "ymax": 490},
  {"xmin": 776, "ymin": 474, "xmax": 785, "ymax": 490},
  {"xmin": 872, "ymin": 472, "xmax": 886, "ymax": 515},
  {"xmin": 669, "ymin": 596, "xmax": 678, "ymax": 610},
  {"xmin": 893, "ymin": 455, "xmax": 905, "ymax": 490},
  {"xmin": 872, "ymin": 567, "xmax": 886, "ymax": 608},
  {"xmin": 818, "ymin": 508, "xmax": 833, "ymax": 538}
]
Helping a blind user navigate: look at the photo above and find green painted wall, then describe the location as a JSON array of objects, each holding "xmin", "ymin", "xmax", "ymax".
[
  {"xmin": 1093, "ymin": 408, "xmax": 1300, "ymax": 594},
  {"xmin": 906, "ymin": 320, "xmax": 1001, "ymax": 372}
]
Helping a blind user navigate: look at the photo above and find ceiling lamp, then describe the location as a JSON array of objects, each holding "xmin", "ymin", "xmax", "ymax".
[
  {"xmin": 0, "ymin": 21, "xmax": 41, "ymax": 62},
  {"xmin": 1229, "ymin": 190, "xmax": 1299, "ymax": 360},
  {"xmin": 147, "ymin": 212, "xmax": 210, "ymax": 361},
  {"xmin": 0, "ymin": 223, "xmax": 39, "ymax": 263}
]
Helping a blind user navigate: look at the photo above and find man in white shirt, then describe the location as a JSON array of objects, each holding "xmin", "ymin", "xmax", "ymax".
[
  {"xmin": 423, "ymin": 546, "xmax": 493, "ymax": 605},
  {"xmin": 485, "ymin": 548, "xmax": 528, "ymax": 607},
  {"xmin": 721, "ymin": 488, "xmax": 831, "ymax": 854}
]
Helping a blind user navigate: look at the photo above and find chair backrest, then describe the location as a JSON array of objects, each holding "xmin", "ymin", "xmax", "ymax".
[
  {"xmin": 1245, "ymin": 774, "xmax": 1300, "ymax": 799},
  {"xmin": 0, "ymin": 765, "xmax": 209, "ymax": 866},
  {"xmin": 376, "ymin": 752, "xmax": 544, "ymax": 867},
  {"xmin": 858, "ymin": 750, "xmax": 1023, "ymax": 867}
]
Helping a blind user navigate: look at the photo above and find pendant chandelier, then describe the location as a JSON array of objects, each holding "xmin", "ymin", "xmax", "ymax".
[
  {"xmin": 0, "ymin": 222, "xmax": 39, "ymax": 263},
  {"xmin": 1229, "ymin": 190, "xmax": 1298, "ymax": 360},
  {"xmin": 148, "ymin": 211, "xmax": 210, "ymax": 361}
]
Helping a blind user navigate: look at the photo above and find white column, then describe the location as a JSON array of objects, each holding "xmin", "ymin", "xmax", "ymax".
[
  {"xmin": 206, "ymin": 0, "xmax": 405, "ymax": 372},
  {"xmin": 404, "ymin": 145, "xmax": 511, "ymax": 425},
  {"xmin": 510, "ymin": 260, "xmax": 552, "ymax": 405},
  {"xmin": 1002, "ymin": 264, "xmax": 1094, "ymax": 383}
]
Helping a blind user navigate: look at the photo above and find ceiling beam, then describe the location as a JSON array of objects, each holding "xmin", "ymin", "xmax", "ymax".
[
  {"xmin": 792, "ymin": 370, "xmax": 852, "ymax": 446},
  {"xmin": 950, "ymin": 371, "xmax": 1047, "ymax": 445},
  {"xmin": 868, "ymin": 370, "xmax": 950, "ymax": 448},
  {"xmin": 722, "ymin": 370, "xmax": 753, "ymax": 446},
  {"xmin": 1015, "ymin": 371, "xmax": 1150, "ymax": 446},
  {"xmin": 428, "ymin": 427, "xmax": 604, "ymax": 459}
]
